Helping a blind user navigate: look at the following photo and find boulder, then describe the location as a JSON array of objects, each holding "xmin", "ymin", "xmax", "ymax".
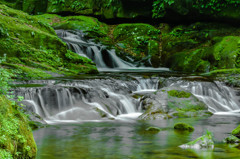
[
  {"xmin": 138, "ymin": 87, "xmax": 212, "ymax": 120},
  {"xmin": 180, "ymin": 130, "xmax": 214, "ymax": 149},
  {"xmin": 174, "ymin": 123, "xmax": 194, "ymax": 132}
]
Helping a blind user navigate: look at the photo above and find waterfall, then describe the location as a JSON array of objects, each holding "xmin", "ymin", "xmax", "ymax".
[
  {"xmin": 56, "ymin": 29, "xmax": 170, "ymax": 72},
  {"xmin": 56, "ymin": 30, "xmax": 134, "ymax": 69},
  {"xmin": 14, "ymin": 77, "xmax": 240, "ymax": 123},
  {"xmin": 170, "ymin": 80, "xmax": 240, "ymax": 114}
]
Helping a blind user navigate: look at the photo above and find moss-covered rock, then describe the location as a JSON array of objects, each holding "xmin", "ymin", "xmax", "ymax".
[
  {"xmin": 224, "ymin": 135, "xmax": 240, "ymax": 144},
  {"xmin": 145, "ymin": 127, "xmax": 161, "ymax": 133},
  {"xmin": 35, "ymin": 14, "xmax": 109, "ymax": 42},
  {"xmin": 180, "ymin": 130, "xmax": 214, "ymax": 149},
  {"xmin": 232, "ymin": 125, "xmax": 240, "ymax": 138},
  {"xmin": 162, "ymin": 22, "xmax": 240, "ymax": 73},
  {"xmin": 0, "ymin": 5, "xmax": 97, "ymax": 79},
  {"xmin": 0, "ymin": 95, "xmax": 37, "ymax": 158},
  {"xmin": 174, "ymin": 123, "xmax": 194, "ymax": 132},
  {"xmin": 138, "ymin": 87, "xmax": 212, "ymax": 120}
]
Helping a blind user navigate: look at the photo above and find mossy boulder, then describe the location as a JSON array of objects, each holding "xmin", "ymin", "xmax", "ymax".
[
  {"xmin": 0, "ymin": 5, "xmax": 97, "ymax": 79},
  {"xmin": 174, "ymin": 123, "xmax": 194, "ymax": 132},
  {"xmin": 224, "ymin": 135, "xmax": 240, "ymax": 144},
  {"xmin": 145, "ymin": 127, "xmax": 161, "ymax": 133},
  {"xmin": 138, "ymin": 87, "xmax": 211, "ymax": 120},
  {"xmin": 180, "ymin": 130, "xmax": 214, "ymax": 149},
  {"xmin": 35, "ymin": 14, "xmax": 109, "ymax": 42},
  {"xmin": 0, "ymin": 95, "xmax": 37, "ymax": 158},
  {"xmin": 162, "ymin": 22, "xmax": 240, "ymax": 73},
  {"xmin": 232, "ymin": 125, "xmax": 240, "ymax": 138}
]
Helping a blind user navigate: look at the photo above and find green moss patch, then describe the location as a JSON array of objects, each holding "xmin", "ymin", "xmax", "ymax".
[
  {"xmin": 0, "ymin": 5, "xmax": 97, "ymax": 79},
  {"xmin": 174, "ymin": 123, "xmax": 194, "ymax": 132},
  {"xmin": 168, "ymin": 90, "xmax": 191, "ymax": 98},
  {"xmin": 0, "ymin": 95, "xmax": 37, "ymax": 158},
  {"xmin": 232, "ymin": 125, "xmax": 240, "ymax": 138}
]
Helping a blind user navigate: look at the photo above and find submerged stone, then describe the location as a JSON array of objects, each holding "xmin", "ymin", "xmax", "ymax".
[
  {"xmin": 232, "ymin": 125, "xmax": 240, "ymax": 138},
  {"xmin": 174, "ymin": 123, "xmax": 194, "ymax": 132},
  {"xmin": 224, "ymin": 135, "xmax": 240, "ymax": 144},
  {"xmin": 145, "ymin": 127, "xmax": 161, "ymax": 133},
  {"xmin": 180, "ymin": 131, "xmax": 214, "ymax": 150}
]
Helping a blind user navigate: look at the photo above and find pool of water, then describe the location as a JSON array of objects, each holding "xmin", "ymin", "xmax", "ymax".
[{"xmin": 34, "ymin": 115, "xmax": 240, "ymax": 159}]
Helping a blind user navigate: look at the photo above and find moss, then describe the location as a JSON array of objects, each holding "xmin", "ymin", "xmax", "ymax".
[
  {"xmin": 232, "ymin": 125, "xmax": 240, "ymax": 138},
  {"xmin": 0, "ymin": 95, "xmax": 37, "ymax": 158},
  {"xmin": 0, "ymin": 5, "xmax": 97, "ymax": 78},
  {"xmin": 224, "ymin": 135, "xmax": 240, "ymax": 144},
  {"xmin": 174, "ymin": 123, "xmax": 194, "ymax": 132},
  {"xmin": 35, "ymin": 14, "xmax": 109, "ymax": 40},
  {"xmin": 145, "ymin": 127, "xmax": 161, "ymax": 133},
  {"xmin": 181, "ymin": 130, "xmax": 214, "ymax": 149},
  {"xmin": 167, "ymin": 90, "xmax": 191, "ymax": 98},
  {"xmin": 163, "ymin": 22, "xmax": 240, "ymax": 73}
]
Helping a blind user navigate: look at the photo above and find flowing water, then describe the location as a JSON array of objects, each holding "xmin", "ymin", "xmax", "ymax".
[{"xmin": 16, "ymin": 30, "xmax": 240, "ymax": 158}]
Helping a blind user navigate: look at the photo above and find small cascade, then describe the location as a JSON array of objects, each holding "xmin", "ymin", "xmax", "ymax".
[
  {"xmin": 56, "ymin": 30, "xmax": 134, "ymax": 69},
  {"xmin": 14, "ymin": 76, "xmax": 240, "ymax": 123},
  {"xmin": 14, "ymin": 78, "xmax": 146, "ymax": 123},
  {"xmin": 170, "ymin": 80, "xmax": 240, "ymax": 114}
]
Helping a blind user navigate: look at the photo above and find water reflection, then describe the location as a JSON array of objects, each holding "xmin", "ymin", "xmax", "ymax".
[{"xmin": 34, "ymin": 115, "xmax": 240, "ymax": 159}]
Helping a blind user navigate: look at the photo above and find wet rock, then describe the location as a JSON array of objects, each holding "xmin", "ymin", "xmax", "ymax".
[
  {"xmin": 145, "ymin": 127, "xmax": 161, "ymax": 133},
  {"xmin": 232, "ymin": 125, "xmax": 240, "ymax": 138},
  {"xmin": 224, "ymin": 135, "xmax": 240, "ymax": 144},
  {"xmin": 138, "ymin": 87, "xmax": 211, "ymax": 120},
  {"xmin": 180, "ymin": 131, "xmax": 214, "ymax": 149},
  {"xmin": 174, "ymin": 123, "xmax": 194, "ymax": 132}
]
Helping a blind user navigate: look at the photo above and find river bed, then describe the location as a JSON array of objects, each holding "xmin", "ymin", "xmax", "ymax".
[{"xmin": 34, "ymin": 115, "xmax": 240, "ymax": 159}]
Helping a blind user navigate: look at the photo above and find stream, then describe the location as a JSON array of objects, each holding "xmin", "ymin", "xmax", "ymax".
[{"xmin": 15, "ymin": 30, "xmax": 240, "ymax": 158}]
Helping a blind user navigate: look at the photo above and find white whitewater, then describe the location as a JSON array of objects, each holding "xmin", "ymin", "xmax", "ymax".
[{"xmin": 170, "ymin": 80, "xmax": 240, "ymax": 115}]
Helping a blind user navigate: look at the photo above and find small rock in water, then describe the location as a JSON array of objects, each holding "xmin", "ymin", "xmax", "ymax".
[
  {"xmin": 232, "ymin": 125, "xmax": 240, "ymax": 138},
  {"xmin": 174, "ymin": 123, "xmax": 194, "ymax": 132},
  {"xmin": 224, "ymin": 135, "xmax": 240, "ymax": 144},
  {"xmin": 179, "ymin": 130, "xmax": 214, "ymax": 149},
  {"xmin": 146, "ymin": 127, "xmax": 161, "ymax": 133}
]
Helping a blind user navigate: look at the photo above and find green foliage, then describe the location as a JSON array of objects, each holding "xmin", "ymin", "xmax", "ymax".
[
  {"xmin": 152, "ymin": 0, "xmax": 240, "ymax": 18},
  {"xmin": 0, "ymin": 54, "xmax": 13, "ymax": 95},
  {"xmin": 0, "ymin": 95, "xmax": 37, "ymax": 159},
  {"xmin": 152, "ymin": 0, "xmax": 174, "ymax": 18},
  {"xmin": 52, "ymin": 0, "xmax": 65, "ymax": 6},
  {"xmin": 232, "ymin": 125, "xmax": 240, "ymax": 137}
]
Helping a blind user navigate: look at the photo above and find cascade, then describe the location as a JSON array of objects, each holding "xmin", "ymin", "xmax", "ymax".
[
  {"xmin": 169, "ymin": 80, "xmax": 240, "ymax": 114},
  {"xmin": 14, "ymin": 77, "xmax": 240, "ymax": 123},
  {"xmin": 56, "ymin": 30, "xmax": 134, "ymax": 69},
  {"xmin": 56, "ymin": 29, "xmax": 169, "ymax": 72}
]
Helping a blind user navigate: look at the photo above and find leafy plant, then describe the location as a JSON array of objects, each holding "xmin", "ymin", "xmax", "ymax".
[
  {"xmin": 0, "ymin": 54, "xmax": 13, "ymax": 95},
  {"xmin": 152, "ymin": 0, "xmax": 240, "ymax": 18}
]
